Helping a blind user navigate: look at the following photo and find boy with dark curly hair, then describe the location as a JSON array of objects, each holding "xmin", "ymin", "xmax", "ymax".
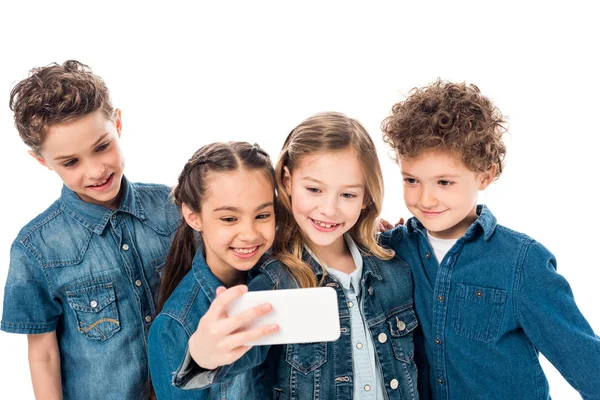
[
  {"xmin": 380, "ymin": 80, "xmax": 600, "ymax": 399},
  {"xmin": 1, "ymin": 60, "xmax": 180, "ymax": 399}
]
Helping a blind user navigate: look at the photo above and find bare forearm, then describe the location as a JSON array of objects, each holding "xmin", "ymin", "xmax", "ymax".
[
  {"xmin": 29, "ymin": 357, "xmax": 62, "ymax": 400},
  {"xmin": 28, "ymin": 332, "xmax": 62, "ymax": 400}
]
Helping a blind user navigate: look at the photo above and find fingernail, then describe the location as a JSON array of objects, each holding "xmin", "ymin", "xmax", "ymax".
[{"xmin": 262, "ymin": 304, "xmax": 272, "ymax": 312}]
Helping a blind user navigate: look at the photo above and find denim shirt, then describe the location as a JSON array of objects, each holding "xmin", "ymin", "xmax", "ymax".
[
  {"xmin": 1, "ymin": 178, "xmax": 180, "ymax": 399},
  {"xmin": 148, "ymin": 248, "xmax": 268, "ymax": 400},
  {"xmin": 381, "ymin": 205, "xmax": 600, "ymax": 400},
  {"xmin": 175, "ymin": 247, "xmax": 419, "ymax": 400}
]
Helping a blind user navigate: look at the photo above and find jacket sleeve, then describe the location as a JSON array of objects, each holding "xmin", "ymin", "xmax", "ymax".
[
  {"xmin": 172, "ymin": 271, "xmax": 281, "ymax": 390},
  {"xmin": 148, "ymin": 314, "xmax": 206, "ymax": 399},
  {"xmin": 517, "ymin": 241, "xmax": 600, "ymax": 400}
]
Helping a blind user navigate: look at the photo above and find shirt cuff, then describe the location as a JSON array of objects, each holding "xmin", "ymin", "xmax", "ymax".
[{"xmin": 173, "ymin": 349, "xmax": 224, "ymax": 390}]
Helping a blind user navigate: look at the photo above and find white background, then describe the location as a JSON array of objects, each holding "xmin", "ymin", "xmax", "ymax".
[{"xmin": 0, "ymin": 1, "xmax": 598, "ymax": 398}]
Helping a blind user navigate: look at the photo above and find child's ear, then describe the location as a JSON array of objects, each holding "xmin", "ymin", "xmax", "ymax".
[
  {"xmin": 114, "ymin": 108, "xmax": 122, "ymax": 138},
  {"xmin": 182, "ymin": 203, "xmax": 202, "ymax": 232},
  {"xmin": 28, "ymin": 150, "xmax": 52, "ymax": 171},
  {"xmin": 478, "ymin": 165, "xmax": 497, "ymax": 190},
  {"xmin": 282, "ymin": 166, "xmax": 292, "ymax": 196}
]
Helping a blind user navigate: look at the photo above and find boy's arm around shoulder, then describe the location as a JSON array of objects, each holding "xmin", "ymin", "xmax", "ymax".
[
  {"xmin": 172, "ymin": 260, "xmax": 287, "ymax": 390},
  {"xmin": 378, "ymin": 224, "xmax": 408, "ymax": 253},
  {"xmin": 517, "ymin": 240, "xmax": 600, "ymax": 399}
]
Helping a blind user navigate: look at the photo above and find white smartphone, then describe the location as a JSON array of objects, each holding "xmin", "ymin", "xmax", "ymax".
[{"xmin": 227, "ymin": 287, "xmax": 341, "ymax": 346}]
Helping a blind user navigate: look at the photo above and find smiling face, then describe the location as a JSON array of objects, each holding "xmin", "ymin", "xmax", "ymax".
[
  {"xmin": 400, "ymin": 149, "xmax": 494, "ymax": 239},
  {"xmin": 34, "ymin": 109, "xmax": 125, "ymax": 209},
  {"xmin": 185, "ymin": 168, "xmax": 276, "ymax": 286},
  {"xmin": 283, "ymin": 148, "xmax": 366, "ymax": 257}
]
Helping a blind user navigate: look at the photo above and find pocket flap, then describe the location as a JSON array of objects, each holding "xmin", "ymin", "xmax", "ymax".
[{"xmin": 388, "ymin": 307, "xmax": 418, "ymax": 338}]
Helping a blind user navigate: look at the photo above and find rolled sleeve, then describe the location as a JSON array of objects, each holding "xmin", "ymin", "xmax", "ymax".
[{"xmin": 1, "ymin": 241, "xmax": 61, "ymax": 334}]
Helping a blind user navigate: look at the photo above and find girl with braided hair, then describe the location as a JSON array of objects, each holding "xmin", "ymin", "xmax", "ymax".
[{"xmin": 148, "ymin": 141, "xmax": 277, "ymax": 399}]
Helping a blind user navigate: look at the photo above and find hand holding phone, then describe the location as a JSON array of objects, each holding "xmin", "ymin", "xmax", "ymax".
[{"xmin": 188, "ymin": 285, "xmax": 279, "ymax": 370}]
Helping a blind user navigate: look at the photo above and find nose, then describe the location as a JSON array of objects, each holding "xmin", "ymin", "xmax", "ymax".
[
  {"xmin": 86, "ymin": 159, "xmax": 106, "ymax": 181},
  {"xmin": 419, "ymin": 186, "xmax": 438, "ymax": 208},
  {"xmin": 319, "ymin": 194, "xmax": 338, "ymax": 217},
  {"xmin": 238, "ymin": 220, "xmax": 260, "ymax": 243}
]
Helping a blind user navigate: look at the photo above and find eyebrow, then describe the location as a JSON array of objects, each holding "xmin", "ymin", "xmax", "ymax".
[
  {"xmin": 402, "ymin": 172, "xmax": 461, "ymax": 179},
  {"xmin": 53, "ymin": 133, "xmax": 110, "ymax": 161},
  {"xmin": 212, "ymin": 201, "xmax": 274, "ymax": 213},
  {"xmin": 301, "ymin": 176, "xmax": 363, "ymax": 189}
]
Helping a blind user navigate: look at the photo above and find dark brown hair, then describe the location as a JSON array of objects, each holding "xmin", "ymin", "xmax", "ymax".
[
  {"xmin": 157, "ymin": 142, "xmax": 276, "ymax": 311},
  {"xmin": 274, "ymin": 112, "xmax": 393, "ymax": 288},
  {"xmin": 381, "ymin": 79, "xmax": 507, "ymax": 179},
  {"xmin": 10, "ymin": 60, "xmax": 114, "ymax": 155}
]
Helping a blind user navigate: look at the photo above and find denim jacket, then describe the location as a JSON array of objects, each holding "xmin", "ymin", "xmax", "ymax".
[
  {"xmin": 381, "ymin": 205, "xmax": 600, "ymax": 400},
  {"xmin": 148, "ymin": 248, "xmax": 268, "ymax": 400},
  {"xmin": 175, "ymin": 248, "xmax": 419, "ymax": 400},
  {"xmin": 1, "ymin": 178, "xmax": 180, "ymax": 399}
]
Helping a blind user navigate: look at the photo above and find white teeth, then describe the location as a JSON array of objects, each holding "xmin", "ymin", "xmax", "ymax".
[
  {"xmin": 312, "ymin": 219, "xmax": 339, "ymax": 228},
  {"xmin": 91, "ymin": 177, "xmax": 109, "ymax": 187},
  {"xmin": 232, "ymin": 246, "xmax": 258, "ymax": 254}
]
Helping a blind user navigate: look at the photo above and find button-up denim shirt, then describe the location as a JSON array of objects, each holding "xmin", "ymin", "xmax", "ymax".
[
  {"xmin": 381, "ymin": 205, "xmax": 600, "ymax": 400},
  {"xmin": 148, "ymin": 248, "xmax": 268, "ymax": 400},
  {"xmin": 174, "ymin": 249, "xmax": 419, "ymax": 400},
  {"xmin": 1, "ymin": 178, "xmax": 180, "ymax": 399}
]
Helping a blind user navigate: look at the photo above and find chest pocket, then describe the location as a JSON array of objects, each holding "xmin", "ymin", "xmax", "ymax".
[
  {"xmin": 388, "ymin": 307, "xmax": 418, "ymax": 363},
  {"xmin": 285, "ymin": 342, "xmax": 327, "ymax": 374},
  {"xmin": 451, "ymin": 283, "xmax": 507, "ymax": 343},
  {"xmin": 65, "ymin": 279, "xmax": 120, "ymax": 341}
]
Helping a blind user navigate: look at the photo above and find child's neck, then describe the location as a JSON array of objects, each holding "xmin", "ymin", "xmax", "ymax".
[{"xmin": 310, "ymin": 235, "xmax": 356, "ymax": 275}]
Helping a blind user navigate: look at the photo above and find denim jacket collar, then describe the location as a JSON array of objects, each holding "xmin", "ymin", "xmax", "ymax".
[
  {"xmin": 191, "ymin": 247, "xmax": 224, "ymax": 303},
  {"xmin": 60, "ymin": 176, "xmax": 146, "ymax": 235},
  {"xmin": 303, "ymin": 237, "xmax": 383, "ymax": 282},
  {"xmin": 406, "ymin": 204, "xmax": 497, "ymax": 242}
]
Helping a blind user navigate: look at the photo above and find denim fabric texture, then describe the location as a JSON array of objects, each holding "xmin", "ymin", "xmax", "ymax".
[
  {"xmin": 1, "ymin": 177, "xmax": 180, "ymax": 399},
  {"xmin": 381, "ymin": 205, "xmax": 600, "ymax": 400},
  {"xmin": 148, "ymin": 248, "xmax": 269, "ymax": 400},
  {"xmin": 175, "ymin": 247, "xmax": 419, "ymax": 400}
]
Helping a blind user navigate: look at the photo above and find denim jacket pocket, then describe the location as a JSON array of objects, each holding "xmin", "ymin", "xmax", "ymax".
[
  {"xmin": 388, "ymin": 307, "xmax": 418, "ymax": 363},
  {"xmin": 285, "ymin": 342, "xmax": 327, "ymax": 374},
  {"xmin": 451, "ymin": 283, "xmax": 507, "ymax": 343},
  {"xmin": 65, "ymin": 279, "xmax": 121, "ymax": 341}
]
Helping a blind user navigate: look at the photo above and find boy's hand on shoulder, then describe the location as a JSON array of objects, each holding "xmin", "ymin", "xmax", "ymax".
[
  {"xmin": 188, "ymin": 285, "xmax": 279, "ymax": 370},
  {"xmin": 377, "ymin": 217, "xmax": 405, "ymax": 233}
]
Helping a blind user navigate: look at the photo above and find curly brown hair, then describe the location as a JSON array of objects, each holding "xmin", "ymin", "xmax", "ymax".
[
  {"xmin": 381, "ymin": 79, "xmax": 507, "ymax": 179},
  {"xmin": 10, "ymin": 60, "xmax": 114, "ymax": 155}
]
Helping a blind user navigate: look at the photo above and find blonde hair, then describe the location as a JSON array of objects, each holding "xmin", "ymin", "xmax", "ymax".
[{"xmin": 274, "ymin": 112, "xmax": 394, "ymax": 288}]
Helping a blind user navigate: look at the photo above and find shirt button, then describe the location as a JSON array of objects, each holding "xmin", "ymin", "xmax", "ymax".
[
  {"xmin": 347, "ymin": 301, "xmax": 354, "ymax": 308},
  {"xmin": 390, "ymin": 379, "xmax": 399, "ymax": 389},
  {"xmin": 90, "ymin": 300, "xmax": 98, "ymax": 308},
  {"xmin": 435, "ymin": 338, "xmax": 442, "ymax": 345},
  {"xmin": 356, "ymin": 342, "xmax": 363, "ymax": 349},
  {"xmin": 396, "ymin": 319, "xmax": 406, "ymax": 331},
  {"xmin": 364, "ymin": 384, "xmax": 371, "ymax": 392},
  {"xmin": 122, "ymin": 244, "xmax": 130, "ymax": 251},
  {"xmin": 135, "ymin": 279, "xmax": 142, "ymax": 287},
  {"xmin": 145, "ymin": 315, "xmax": 152, "ymax": 323},
  {"xmin": 425, "ymin": 252, "xmax": 431, "ymax": 260},
  {"xmin": 437, "ymin": 295, "xmax": 445, "ymax": 302},
  {"xmin": 378, "ymin": 333, "xmax": 387, "ymax": 343},
  {"xmin": 476, "ymin": 289, "xmax": 483, "ymax": 297},
  {"xmin": 438, "ymin": 378, "xmax": 444, "ymax": 384},
  {"xmin": 368, "ymin": 287, "xmax": 374, "ymax": 296}
]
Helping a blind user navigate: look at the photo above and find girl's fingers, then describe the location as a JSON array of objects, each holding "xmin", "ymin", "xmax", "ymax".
[
  {"xmin": 221, "ymin": 323, "xmax": 279, "ymax": 350},
  {"xmin": 201, "ymin": 285, "xmax": 248, "ymax": 325},
  {"xmin": 215, "ymin": 286, "xmax": 227, "ymax": 297}
]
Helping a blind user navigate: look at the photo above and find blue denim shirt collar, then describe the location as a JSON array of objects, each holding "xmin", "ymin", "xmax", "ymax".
[
  {"xmin": 406, "ymin": 204, "xmax": 497, "ymax": 242},
  {"xmin": 60, "ymin": 176, "xmax": 147, "ymax": 235}
]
